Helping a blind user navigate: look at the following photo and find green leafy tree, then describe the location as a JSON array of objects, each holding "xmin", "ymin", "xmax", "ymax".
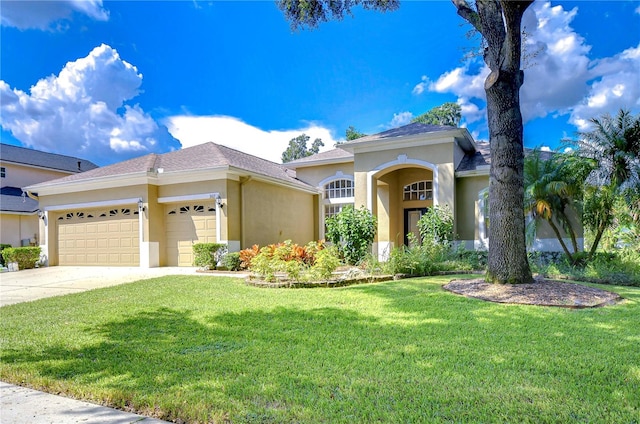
[
  {"xmin": 524, "ymin": 150, "xmax": 586, "ymax": 263},
  {"xmin": 278, "ymin": 0, "xmax": 535, "ymax": 284},
  {"xmin": 325, "ymin": 206, "xmax": 377, "ymax": 265},
  {"xmin": 345, "ymin": 126, "xmax": 367, "ymax": 141},
  {"xmin": 281, "ymin": 133, "xmax": 324, "ymax": 163},
  {"xmin": 412, "ymin": 102, "xmax": 461, "ymax": 127},
  {"xmin": 566, "ymin": 109, "xmax": 640, "ymax": 258}
]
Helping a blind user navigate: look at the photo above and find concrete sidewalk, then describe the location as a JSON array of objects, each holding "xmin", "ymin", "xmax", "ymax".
[
  {"xmin": 1, "ymin": 266, "xmax": 245, "ymax": 423},
  {"xmin": 1, "ymin": 382, "xmax": 171, "ymax": 423}
]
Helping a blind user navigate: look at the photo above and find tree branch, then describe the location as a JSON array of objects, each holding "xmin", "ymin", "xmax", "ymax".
[{"xmin": 451, "ymin": 0, "xmax": 482, "ymax": 33}]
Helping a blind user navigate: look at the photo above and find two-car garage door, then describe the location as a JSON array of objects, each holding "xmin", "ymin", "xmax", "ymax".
[
  {"xmin": 57, "ymin": 207, "xmax": 139, "ymax": 266},
  {"xmin": 55, "ymin": 202, "xmax": 216, "ymax": 267}
]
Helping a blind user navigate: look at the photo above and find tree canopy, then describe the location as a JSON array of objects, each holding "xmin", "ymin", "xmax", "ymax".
[
  {"xmin": 565, "ymin": 108, "xmax": 640, "ymax": 257},
  {"xmin": 281, "ymin": 133, "xmax": 324, "ymax": 163},
  {"xmin": 412, "ymin": 102, "xmax": 461, "ymax": 127},
  {"xmin": 345, "ymin": 125, "xmax": 367, "ymax": 141}
]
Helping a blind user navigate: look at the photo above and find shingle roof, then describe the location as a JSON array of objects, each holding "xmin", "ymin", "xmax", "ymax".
[
  {"xmin": 456, "ymin": 142, "xmax": 491, "ymax": 173},
  {"xmin": 0, "ymin": 187, "xmax": 38, "ymax": 213},
  {"xmin": 0, "ymin": 143, "xmax": 98, "ymax": 173},
  {"xmin": 30, "ymin": 142, "xmax": 315, "ymax": 191},
  {"xmin": 353, "ymin": 122, "xmax": 457, "ymax": 142},
  {"xmin": 455, "ymin": 144, "xmax": 558, "ymax": 173},
  {"xmin": 285, "ymin": 148, "xmax": 353, "ymax": 167}
]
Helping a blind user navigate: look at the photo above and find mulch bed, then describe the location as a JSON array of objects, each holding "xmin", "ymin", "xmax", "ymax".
[{"xmin": 444, "ymin": 277, "xmax": 623, "ymax": 308}]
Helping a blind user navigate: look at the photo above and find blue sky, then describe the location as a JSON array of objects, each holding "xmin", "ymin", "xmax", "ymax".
[{"xmin": 1, "ymin": 0, "xmax": 639, "ymax": 165}]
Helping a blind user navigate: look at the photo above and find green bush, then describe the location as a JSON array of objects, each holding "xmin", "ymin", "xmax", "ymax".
[
  {"xmin": 221, "ymin": 252, "xmax": 242, "ymax": 271},
  {"xmin": 325, "ymin": 206, "xmax": 377, "ymax": 265},
  {"xmin": 532, "ymin": 249, "xmax": 640, "ymax": 287},
  {"xmin": 192, "ymin": 243, "xmax": 227, "ymax": 269},
  {"xmin": 417, "ymin": 204, "xmax": 454, "ymax": 245},
  {"xmin": 2, "ymin": 247, "xmax": 41, "ymax": 270},
  {"xmin": 0, "ymin": 244, "xmax": 12, "ymax": 267}
]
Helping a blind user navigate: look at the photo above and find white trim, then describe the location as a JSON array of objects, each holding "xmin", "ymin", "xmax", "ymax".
[
  {"xmin": 366, "ymin": 155, "xmax": 439, "ymax": 211},
  {"xmin": 478, "ymin": 187, "xmax": 489, "ymax": 244},
  {"xmin": 317, "ymin": 172, "xmax": 354, "ymax": 189},
  {"xmin": 43, "ymin": 197, "xmax": 141, "ymax": 212},
  {"xmin": 157, "ymin": 193, "xmax": 220, "ymax": 204},
  {"xmin": 216, "ymin": 204, "xmax": 222, "ymax": 244},
  {"xmin": 325, "ymin": 197, "xmax": 355, "ymax": 205}
]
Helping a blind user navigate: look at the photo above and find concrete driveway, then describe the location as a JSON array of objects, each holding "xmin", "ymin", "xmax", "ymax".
[{"xmin": 0, "ymin": 266, "xmax": 236, "ymax": 307}]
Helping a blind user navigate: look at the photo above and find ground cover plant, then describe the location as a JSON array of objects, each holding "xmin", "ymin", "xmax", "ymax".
[{"xmin": 1, "ymin": 275, "xmax": 638, "ymax": 423}]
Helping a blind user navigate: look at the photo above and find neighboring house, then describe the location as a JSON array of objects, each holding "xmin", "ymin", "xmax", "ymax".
[
  {"xmin": 0, "ymin": 143, "xmax": 98, "ymax": 248},
  {"xmin": 25, "ymin": 123, "xmax": 580, "ymax": 267}
]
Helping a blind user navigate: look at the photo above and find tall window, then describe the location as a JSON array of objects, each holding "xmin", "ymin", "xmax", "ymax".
[
  {"xmin": 403, "ymin": 180, "xmax": 432, "ymax": 201},
  {"xmin": 323, "ymin": 178, "xmax": 354, "ymax": 221},
  {"xmin": 0, "ymin": 167, "xmax": 5, "ymax": 178}
]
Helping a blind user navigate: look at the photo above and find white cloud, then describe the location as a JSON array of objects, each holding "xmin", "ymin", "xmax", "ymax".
[
  {"xmin": 412, "ymin": 75, "xmax": 429, "ymax": 95},
  {"xmin": 418, "ymin": 1, "xmax": 639, "ymax": 136},
  {"xmin": 164, "ymin": 115, "xmax": 338, "ymax": 164},
  {"xmin": 540, "ymin": 146, "xmax": 552, "ymax": 152},
  {"xmin": 0, "ymin": 44, "xmax": 179, "ymax": 164},
  {"xmin": 569, "ymin": 43, "xmax": 640, "ymax": 130},
  {"xmin": 1, "ymin": 0, "xmax": 109, "ymax": 30},
  {"xmin": 388, "ymin": 111, "xmax": 414, "ymax": 128}
]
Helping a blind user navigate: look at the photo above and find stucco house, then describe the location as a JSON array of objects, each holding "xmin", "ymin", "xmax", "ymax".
[
  {"xmin": 0, "ymin": 143, "xmax": 98, "ymax": 248},
  {"xmin": 24, "ymin": 122, "xmax": 576, "ymax": 267}
]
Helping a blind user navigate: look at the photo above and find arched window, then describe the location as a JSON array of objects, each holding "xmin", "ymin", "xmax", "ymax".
[
  {"xmin": 323, "ymin": 178, "xmax": 354, "ymax": 221},
  {"xmin": 325, "ymin": 179, "xmax": 354, "ymax": 199},
  {"xmin": 403, "ymin": 180, "xmax": 433, "ymax": 201}
]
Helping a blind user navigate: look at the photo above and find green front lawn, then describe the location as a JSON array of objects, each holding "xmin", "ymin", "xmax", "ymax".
[{"xmin": 1, "ymin": 275, "xmax": 638, "ymax": 423}]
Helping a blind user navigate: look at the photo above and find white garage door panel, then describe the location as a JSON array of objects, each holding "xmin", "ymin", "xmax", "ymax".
[
  {"xmin": 57, "ymin": 207, "xmax": 139, "ymax": 266},
  {"xmin": 165, "ymin": 203, "xmax": 216, "ymax": 266}
]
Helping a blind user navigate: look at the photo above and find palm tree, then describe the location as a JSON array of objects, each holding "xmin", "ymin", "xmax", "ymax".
[
  {"xmin": 524, "ymin": 149, "xmax": 584, "ymax": 263},
  {"xmin": 568, "ymin": 109, "xmax": 640, "ymax": 258}
]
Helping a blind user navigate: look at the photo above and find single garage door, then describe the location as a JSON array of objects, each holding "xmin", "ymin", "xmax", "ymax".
[
  {"xmin": 165, "ymin": 203, "xmax": 217, "ymax": 266},
  {"xmin": 57, "ymin": 207, "xmax": 139, "ymax": 266}
]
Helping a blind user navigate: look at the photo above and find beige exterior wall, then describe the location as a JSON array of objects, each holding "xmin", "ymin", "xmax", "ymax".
[
  {"xmin": 455, "ymin": 176, "xmax": 489, "ymax": 244},
  {"xmin": 1, "ymin": 162, "xmax": 71, "ymax": 189},
  {"xmin": 241, "ymin": 179, "xmax": 315, "ymax": 248},
  {"xmin": 294, "ymin": 163, "xmax": 355, "ymax": 188},
  {"xmin": 0, "ymin": 213, "xmax": 39, "ymax": 247}
]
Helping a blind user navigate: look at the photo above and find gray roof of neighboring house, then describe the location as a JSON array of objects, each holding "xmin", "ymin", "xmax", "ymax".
[
  {"xmin": 0, "ymin": 143, "xmax": 99, "ymax": 173},
  {"xmin": 30, "ymin": 142, "xmax": 315, "ymax": 191},
  {"xmin": 0, "ymin": 187, "xmax": 38, "ymax": 214}
]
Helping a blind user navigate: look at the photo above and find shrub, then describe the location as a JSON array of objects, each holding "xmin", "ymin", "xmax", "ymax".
[
  {"xmin": 247, "ymin": 240, "xmax": 340, "ymax": 282},
  {"xmin": 192, "ymin": 243, "xmax": 227, "ymax": 269},
  {"xmin": 0, "ymin": 244, "xmax": 12, "ymax": 267},
  {"xmin": 325, "ymin": 206, "xmax": 377, "ymax": 265},
  {"xmin": 239, "ymin": 245, "xmax": 260, "ymax": 270},
  {"xmin": 417, "ymin": 204, "xmax": 454, "ymax": 245},
  {"xmin": 2, "ymin": 247, "xmax": 41, "ymax": 270},
  {"xmin": 221, "ymin": 252, "xmax": 242, "ymax": 271}
]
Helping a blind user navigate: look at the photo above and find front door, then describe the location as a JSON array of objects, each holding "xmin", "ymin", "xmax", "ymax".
[{"xmin": 404, "ymin": 208, "xmax": 427, "ymax": 246}]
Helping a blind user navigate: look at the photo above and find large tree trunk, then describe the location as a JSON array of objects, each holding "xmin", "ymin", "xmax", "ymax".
[
  {"xmin": 454, "ymin": 0, "xmax": 534, "ymax": 284},
  {"xmin": 485, "ymin": 69, "xmax": 533, "ymax": 283}
]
